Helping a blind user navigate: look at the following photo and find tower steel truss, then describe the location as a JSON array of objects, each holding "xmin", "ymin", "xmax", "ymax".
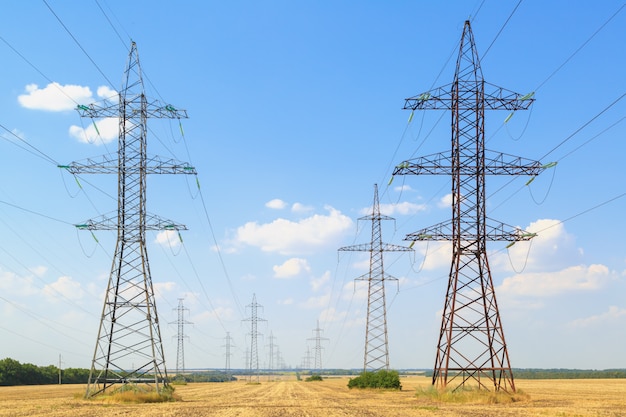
[
  {"xmin": 172, "ymin": 298, "xmax": 192, "ymax": 377},
  {"xmin": 243, "ymin": 294, "xmax": 265, "ymax": 383},
  {"xmin": 339, "ymin": 184, "xmax": 412, "ymax": 371},
  {"xmin": 392, "ymin": 21, "xmax": 546, "ymax": 392},
  {"xmin": 308, "ymin": 320, "xmax": 328, "ymax": 374},
  {"xmin": 64, "ymin": 41, "xmax": 196, "ymax": 397}
]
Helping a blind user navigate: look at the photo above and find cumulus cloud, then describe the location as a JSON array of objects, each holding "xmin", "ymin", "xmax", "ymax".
[
  {"xmin": 569, "ymin": 306, "xmax": 626, "ymax": 328},
  {"xmin": 43, "ymin": 276, "xmax": 84, "ymax": 301},
  {"xmin": 234, "ymin": 206, "xmax": 353, "ymax": 255},
  {"xmin": 319, "ymin": 307, "xmax": 347, "ymax": 323},
  {"xmin": 310, "ymin": 271, "xmax": 331, "ymax": 292},
  {"xmin": 266, "ymin": 199, "xmax": 287, "ymax": 209},
  {"xmin": 360, "ymin": 201, "xmax": 426, "ymax": 216},
  {"xmin": 97, "ymin": 86, "xmax": 118, "ymax": 101},
  {"xmin": 154, "ymin": 230, "xmax": 182, "ymax": 249},
  {"xmin": 69, "ymin": 117, "xmax": 118, "ymax": 144},
  {"xmin": 18, "ymin": 82, "xmax": 93, "ymax": 111},
  {"xmin": 498, "ymin": 264, "xmax": 611, "ymax": 297},
  {"xmin": 292, "ymin": 202, "xmax": 313, "ymax": 213},
  {"xmin": 273, "ymin": 258, "xmax": 311, "ymax": 279},
  {"xmin": 490, "ymin": 219, "xmax": 581, "ymax": 274},
  {"xmin": 393, "ymin": 185, "xmax": 413, "ymax": 192},
  {"xmin": 301, "ymin": 293, "xmax": 330, "ymax": 309},
  {"xmin": 437, "ymin": 193, "xmax": 452, "ymax": 209}
]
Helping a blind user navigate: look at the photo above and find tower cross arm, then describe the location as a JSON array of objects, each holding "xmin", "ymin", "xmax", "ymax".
[
  {"xmin": 76, "ymin": 100, "xmax": 188, "ymax": 119},
  {"xmin": 392, "ymin": 150, "xmax": 548, "ymax": 176},
  {"xmin": 339, "ymin": 243, "xmax": 413, "ymax": 252},
  {"xmin": 404, "ymin": 82, "xmax": 535, "ymax": 111},
  {"xmin": 60, "ymin": 155, "xmax": 197, "ymax": 175},
  {"xmin": 405, "ymin": 218, "xmax": 537, "ymax": 242},
  {"xmin": 75, "ymin": 213, "xmax": 189, "ymax": 231}
]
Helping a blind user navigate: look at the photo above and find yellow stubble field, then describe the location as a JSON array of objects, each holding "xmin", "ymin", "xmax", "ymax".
[{"xmin": 0, "ymin": 376, "xmax": 625, "ymax": 417}]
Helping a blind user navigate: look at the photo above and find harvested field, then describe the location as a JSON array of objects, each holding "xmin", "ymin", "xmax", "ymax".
[{"xmin": 0, "ymin": 376, "xmax": 625, "ymax": 416}]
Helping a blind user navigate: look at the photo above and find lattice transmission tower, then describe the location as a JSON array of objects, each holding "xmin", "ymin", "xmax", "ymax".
[
  {"xmin": 339, "ymin": 184, "xmax": 413, "ymax": 371},
  {"xmin": 64, "ymin": 41, "xmax": 196, "ymax": 397},
  {"xmin": 392, "ymin": 21, "xmax": 546, "ymax": 392},
  {"xmin": 223, "ymin": 332, "xmax": 234, "ymax": 379},
  {"xmin": 243, "ymin": 294, "xmax": 265, "ymax": 383},
  {"xmin": 171, "ymin": 298, "xmax": 192, "ymax": 377},
  {"xmin": 308, "ymin": 320, "xmax": 328, "ymax": 374}
]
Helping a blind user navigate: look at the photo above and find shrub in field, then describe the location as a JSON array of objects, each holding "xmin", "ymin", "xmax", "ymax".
[
  {"xmin": 305, "ymin": 374, "xmax": 323, "ymax": 382},
  {"xmin": 347, "ymin": 370, "xmax": 402, "ymax": 390}
]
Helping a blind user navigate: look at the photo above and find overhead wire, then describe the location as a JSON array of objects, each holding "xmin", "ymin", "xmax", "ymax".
[{"xmin": 42, "ymin": 0, "xmax": 117, "ymax": 91}]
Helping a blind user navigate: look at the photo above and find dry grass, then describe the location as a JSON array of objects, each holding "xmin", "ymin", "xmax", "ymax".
[
  {"xmin": 0, "ymin": 376, "xmax": 624, "ymax": 416},
  {"xmin": 415, "ymin": 384, "xmax": 531, "ymax": 404}
]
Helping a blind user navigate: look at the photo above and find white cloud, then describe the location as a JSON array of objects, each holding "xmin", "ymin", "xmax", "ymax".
[
  {"xmin": 361, "ymin": 201, "xmax": 426, "ymax": 216},
  {"xmin": 498, "ymin": 264, "xmax": 611, "ymax": 297},
  {"xmin": 437, "ymin": 193, "xmax": 452, "ymax": 209},
  {"xmin": 393, "ymin": 185, "xmax": 413, "ymax": 193},
  {"xmin": 292, "ymin": 202, "xmax": 313, "ymax": 213},
  {"xmin": 491, "ymin": 219, "xmax": 581, "ymax": 273},
  {"xmin": 194, "ymin": 306, "xmax": 235, "ymax": 323},
  {"xmin": 569, "ymin": 306, "xmax": 626, "ymax": 328},
  {"xmin": 234, "ymin": 205, "xmax": 353, "ymax": 255},
  {"xmin": 413, "ymin": 241, "xmax": 452, "ymax": 271},
  {"xmin": 153, "ymin": 281, "xmax": 177, "ymax": 301},
  {"xmin": 273, "ymin": 258, "xmax": 311, "ymax": 279},
  {"xmin": 319, "ymin": 307, "xmax": 347, "ymax": 323},
  {"xmin": 266, "ymin": 199, "xmax": 287, "ymax": 209},
  {"xmin": 43, "ymin": 276, "xmax": 84, "ymax": 301},
  {"xmin": 0, "ymin": 270, "xmax": 38, "ymax": 297},
  {"xmin": 18, "ymin": 82, "xmax": 93, "ymax": 111},
  {"xmin": 97, "ymin": 85, "xmax": 118, "ymax": 101},
  {"xmin": 301, "ymin": 294, "xmax": 330, "ymax": 309},
  {"xmin": 69, "ymin": 117, "xmax": 118, "ymax": 144},
  {"xmin": 310, "ymin": 271, "xmax": 330, "ymax": 292},
  {"xmin": 155, "ymin": 230, "xmax": 182, "ymax": 248}
]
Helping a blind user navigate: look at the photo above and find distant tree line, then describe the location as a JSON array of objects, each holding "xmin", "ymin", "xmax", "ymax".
[
  {"xmin": 0, "ymin": 358, "xmax": 90, "ymax": 386},
  {"xmin": 512, "ymin": 368, "xmax": 626, "ymax": 379}
]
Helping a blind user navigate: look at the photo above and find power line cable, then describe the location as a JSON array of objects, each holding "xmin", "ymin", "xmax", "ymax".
[
  {"xmin": 534, "ymin": 3, "xmax": 626, "ymax": 93},
  {"xmin": 42, "ymin": 0, "xmax": 117, "ymax": 91},
  {"xmin": 481, "ymin": 0, "xmax": 523, "ymax": 60}
]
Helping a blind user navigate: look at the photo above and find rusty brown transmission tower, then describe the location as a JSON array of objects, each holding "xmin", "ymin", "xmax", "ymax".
[
  {"xmin": 392, "ymin": 21, "xmax": 546, "ymax": 392},
  {"xmin": 63, "ymin": 41, "xmax": 196, "ymax": 397},
  {"xmin": 339, "ymin": 184, "xmax": 412, "ymax": 371}
]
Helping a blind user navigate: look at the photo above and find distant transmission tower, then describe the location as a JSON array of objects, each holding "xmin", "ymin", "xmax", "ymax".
[
  {"xmin": 301, "ymin": 346, "xmax": 313, "ymax": 370},
  {"xmin": 171, "ymin": 298, "xmax": 192, "ymax": 377},
  {"xmin": 243, "ymin": 294, "xmax": 266, "ymax": 383},
  {"xmin": 308, "ymin": 320, "xmax": 328, "ymax": 374},
  {"xmin": 392, "ymin": 21, "xmax": 546, "ymax": 392},
  {"xmin": 339, "ymin": 184, "xmax": 413, "ymax": 372},
  {"xmin": 267, "ymin": 331, "xmax": 276, "ymax": 380},
  {"xmin": 223, "ymin": 332, "xmax": 234, "ymax": 379},
  {"xmin": 64, "ymin": 41, "xmax": 196, "ymax": 397}
]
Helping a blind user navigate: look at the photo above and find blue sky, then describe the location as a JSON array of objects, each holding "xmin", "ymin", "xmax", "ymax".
[{"xmin": 0, "ymin": 1, "xmax": 625, "ymax": 372}]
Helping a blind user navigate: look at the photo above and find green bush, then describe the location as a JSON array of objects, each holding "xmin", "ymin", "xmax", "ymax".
[
  {"xmin": 305, "ymin": 374, "xmax": 323, "ymax": 382},
  {"xmin": 347, "ymin": 370, "xmax": 401, "ymax": 390}
]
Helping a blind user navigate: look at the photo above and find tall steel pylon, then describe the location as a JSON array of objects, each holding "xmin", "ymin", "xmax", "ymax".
[
  {"xmin": 243, "ymin": 294, "xmax": 265, "ymax": 383},
  {"xmin": 171, "ymin": 298, "xmax": 192, "ymax": 377},
  {"xmin": 222, "ymin": 332, "xmax": 234, "ymax": 379},
  {"xmin": 307, "ymin": 320, "xmax": 328, "ymax": 374},
  {"xmin": 392, "ymin": 21, "xmax": 546, "ymax": 392},
  {"xmin": 339, "ymin": 184, "xmax": 413, "ymax": 371},
  {"xmin": 64, "ymin": 41, "xmax": 196, "ymax": 397}
]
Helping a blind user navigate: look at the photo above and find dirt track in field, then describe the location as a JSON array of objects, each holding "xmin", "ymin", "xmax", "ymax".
[{"xmin": 0, "ymin": 376, "xmax": 625, "ymax": 416}]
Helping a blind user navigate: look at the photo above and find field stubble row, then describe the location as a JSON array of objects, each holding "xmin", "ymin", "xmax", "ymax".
[{"xmin": 0, "ymin": 376, "xmax": 625, "ymax": 416}]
